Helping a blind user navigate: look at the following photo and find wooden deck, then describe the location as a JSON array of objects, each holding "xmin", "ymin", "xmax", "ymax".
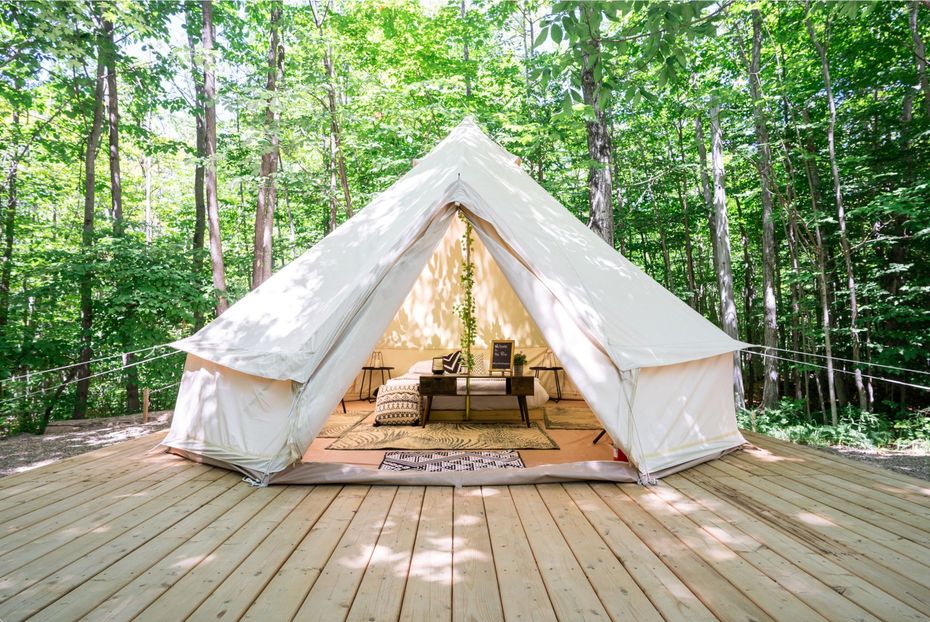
[{"xmin": 0, "ymin": 432, "xmax": 928, "ymax": 621}]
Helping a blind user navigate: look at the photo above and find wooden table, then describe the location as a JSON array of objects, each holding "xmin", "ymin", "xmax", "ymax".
[{"xmin": 418, "ymin": 374, "xmax": 534, "ymax": 427}]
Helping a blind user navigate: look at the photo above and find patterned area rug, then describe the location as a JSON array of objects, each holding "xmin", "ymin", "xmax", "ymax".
[
  {"xmin": 379, "ymin": 450, "xmax": 525, "ymax": 472},
  {"xmin": 543, "ymin": 407, "xmax": 601, "ymax": 430},
  {"xmin": 327, "ymin": 422, "xmax": 558, "ymax": 450},
  {"xmin": 318, "ymin": 412, "xmax": 370, "ymax": 438}
]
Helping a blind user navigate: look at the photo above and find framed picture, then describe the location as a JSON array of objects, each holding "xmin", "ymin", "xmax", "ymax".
[{"xmin": 490, "ymin": 340, "xmax": 515, "ymax": 373}]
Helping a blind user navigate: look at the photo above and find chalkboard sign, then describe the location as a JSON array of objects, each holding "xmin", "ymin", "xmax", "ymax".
[{"xmin": 490, "ymin": 340, "xmax": 515, "ymax": 372}]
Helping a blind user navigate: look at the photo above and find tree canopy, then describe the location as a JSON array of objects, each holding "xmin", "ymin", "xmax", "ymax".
[{"xmin": 1, "ymin": 0, "xmax": 929, "ymax": 447}]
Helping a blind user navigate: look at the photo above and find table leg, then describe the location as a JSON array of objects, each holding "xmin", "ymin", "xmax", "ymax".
[
  {"xmin": 367, "ymin": 370, "xmax": 376, "ymax": 402},
  {"xmin": 358, "ymin": 370, "xmax": 367, "ymax": 401},
  {"xmin": 341, "ymin": 399, "xmax": 347, "ymax": 414},
  {"xmin": 518, "ymin": 395, "xmax": 529, "ymax": 428},
  {"xmin": 593, "ymin": 429, "xmax": 607, "ymax": 444},
  {"xmin": 422, "ymin": 396, "xmax": 432, "ymax": 427},
  {"xmin": 553, "ymin": 370, "xmax": 562, "ymax": 402}
]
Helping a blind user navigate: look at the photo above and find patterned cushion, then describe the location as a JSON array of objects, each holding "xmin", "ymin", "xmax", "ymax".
[
  {"xmin": 373, "ymin": 379, "xmax": 421, "ymax": 426},
  {"xmin": 442, "ymin": 350, "xmax": 462, "ymax": 374}
]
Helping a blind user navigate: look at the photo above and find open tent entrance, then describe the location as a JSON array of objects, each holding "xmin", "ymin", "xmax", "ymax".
[
  {"xmin": 299, "ymin": 210, "xmax": 619, "ymax": 479},
  {"xmin": 351, "ymin": 211, "xmax": 581, "ymax": 400}
]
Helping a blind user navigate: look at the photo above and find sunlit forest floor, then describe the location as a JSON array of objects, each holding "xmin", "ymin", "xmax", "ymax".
[
  {"xmin": 0, "ymin": 412, "xmax": 171, "ymax": 477},
  {"xmin": 815, "ymin": 444, "xmax": 930, "ymax": 482}
]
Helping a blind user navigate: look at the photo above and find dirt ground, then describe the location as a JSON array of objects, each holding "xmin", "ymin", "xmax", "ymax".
[
  {"xmin": 0, "ymin": 411, "xmax": 172, "ymax": 477},
  {"xmin": 815, "ymin": 444, "xmax": 930, "ymax": 482},
  {"xmin": 1, "ymin": 411, "xmax": 929, "ymax": 481}
]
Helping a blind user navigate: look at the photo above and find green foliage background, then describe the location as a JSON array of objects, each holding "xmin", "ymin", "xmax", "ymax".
[{"xmin": 1, "ymin": 0, "xmax": 929, "ymax": 445}]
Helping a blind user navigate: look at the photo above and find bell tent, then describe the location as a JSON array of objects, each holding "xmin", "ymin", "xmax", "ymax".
[{"xmin": 163, "ymin": 118, "xmax": 748, "ymax": 485}]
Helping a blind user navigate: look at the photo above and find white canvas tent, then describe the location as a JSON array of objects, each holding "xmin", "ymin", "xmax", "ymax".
[{"xmin": 163, "ymin": 118, "xmax": 748, "ymax": 485}]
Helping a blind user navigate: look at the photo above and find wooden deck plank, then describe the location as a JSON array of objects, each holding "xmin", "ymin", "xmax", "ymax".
[
  {"xmin": 85, "ymin": 486, "xmax": 286, "ymax": 622},
  {"xmin": 186, "ymin": 486, "xmax": 341, "ymax": 622},
  {"xmin": 729, "ymin": 452, "xmax": 930, "ymax": 541},
  {"xmin": 0, "ymin": 450, "xmax": 188, "ymax": 537},
  {"xmin": 535, "ymin": 483, "xmax": 665, "ymax": 622},
  {"xmin": 0, "ymin": 430, "xmax": 927, "ymax": 622},
  {"xmin": 295, "ymin": 485, "xmax": 398, "ymax": 621},
  {"xmin": 0, "ymin": 461, "xmax": 204, "ymax": 575},
  {"xmin": 708, "ymin": 460, "xmax": 930, "ymax": 583},
  {"xmin": 688, "ymin": 465, "xmax": 930, "ymax": 614},
  {"xmin": 510, "ymin": 485, "xmax": 611, "ymax": 621},
  {"xmin": 591, "ymin": 482, "xmax": 775, "ymax": 622},
  {"xmin": 398, "ymin": 486, "xmax": 454, "ymax": 621},
  {"xmin": 240, "ymin": 485, "xmax": 367, "ymax": 622},
  {"xmin": 482, "ymin": 485, "xmax": 557, "ymax": 622},
  {"xmin": 745, "ymin": 432, "xmax": 930, "ymax": 498},
  {"xmin": 624, "ymin": 482, "xmax": 832, "ymax": 621},
  {"xmin": 0, "ymin": 471, "xmax": 239, "ymax": 621},
  {"xmin": 25, "ymin": 476, "xmax": 253, "ymax": 622},
  {"xmin": 737, "ymin": 443, "xmax": 930, "ymax": 526},
  {"xmin": 346, "ymin": 486, "xmax": 424, "ymax": 622},
  {"xmin": 562, "ymin": 483, "xmax": 717, "ymax": 622},
  {"xmin": 132, "ymin": 486, "xmax": 313, "ymax": 622},
  {"xmin": 647, "ymin": 478, "xmax": 879, "ymax": 622},
  {"xmin": 674, "ymin": 470, "xmax": 929, "ymax": 622},
  {"xmin": 0, "ymin": 466, "xmax": 225, "ymax": 606},
  {"xmin": 0, "ymin": 431, "xmax": 162, "ymax": 490},
  {"xmin": 450, "ymin": 487, "xmax": 504, "ymax": 622}
]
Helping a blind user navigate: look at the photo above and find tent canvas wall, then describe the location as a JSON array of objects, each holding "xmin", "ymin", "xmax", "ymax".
[{"xmin": 163, "ymin": 118, "xmax": 748, "ymax": 485}]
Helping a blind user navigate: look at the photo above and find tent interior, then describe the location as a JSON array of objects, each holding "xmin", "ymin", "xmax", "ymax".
[{"xmin": 309, "ymin": 214, "xmax": 614, "ymax": 471}]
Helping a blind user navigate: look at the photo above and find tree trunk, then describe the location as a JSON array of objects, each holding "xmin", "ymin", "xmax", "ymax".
[
  {"xmin": 579, "ymin": 4, "xmax": 613, "ymax": 248},
  {"xmin": 0, "ymin": 135, "xmax": 17, "ymax": 330},
  {"xmin": 103, "ymin": 18, "xmax": 139, "ymax": 413},
  {"xmin": 910, "ymin": 2, "xmax": 930, "ymax": 117},
  {"xmin": 673, "ymin": 125, "xmax": 697, "ymax": 308},
  {"xmin": 747, "ymin": 10, "xmax": 779, "ymax": 409},
  {"xmin": 202, "ymin": 0, "xmax": 228, "ymax": 316},
  {"xmin": 806, "ymin": 11, "xmax": 867, "ymax": 411},
  {"xmin": 74, "ymin": 33, "xmax": 108, "ymax": 420},
  {"xmin": 462, "ymin": 0, "xmax": 471, "ymax": 97},
  {"xmin": 647, "ymin": 177, "xmax": 671, "ymax": 288},
  {"xmin": 252, "ymin": 4, "xmax": 282, "ymax": 290},
  {"xmin": 187, "ymin": 7, "xmax": 207, "ymax": 330},
  {"xmin": 707, "ymin": 104, "xmax": 745, "ymax": 410},
  {"xmin": 799, "ymin": 108, "xmax": 839, "ymax": 425},
  {"xmin": 103, "ymin": 19, "xmax": 123, "ymax": 236},
  {"xmin": 609, "ymin": 138, "xmax": 627, "ymax": 256},
  {"xmin": 322, "ymin": 51, "xmax": 353, "ymax": 220}
]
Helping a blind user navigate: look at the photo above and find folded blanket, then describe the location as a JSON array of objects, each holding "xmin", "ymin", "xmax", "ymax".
[{"xmin": 456, "ymin": 377, "xmax": 508, "ymax": 395}]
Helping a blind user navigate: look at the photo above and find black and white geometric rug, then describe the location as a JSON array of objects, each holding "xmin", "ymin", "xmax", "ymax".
[{"xmin": 379, "ymin": 450, "xmax": 525, "ymax": 472}]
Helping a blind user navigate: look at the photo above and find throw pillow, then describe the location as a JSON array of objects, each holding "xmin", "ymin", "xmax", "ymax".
[
  {"xmin": 442, "ymin": 350, "xmax": 462, "ymax": 374},
  {"xmin": 373, "ymin": 379, "xmax": 421, "ymax": 426}
]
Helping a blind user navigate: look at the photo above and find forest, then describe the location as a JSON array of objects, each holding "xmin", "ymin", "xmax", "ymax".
[{"xmin": 1, "ymin": 0, "xmax": 928, "ymax": 450}]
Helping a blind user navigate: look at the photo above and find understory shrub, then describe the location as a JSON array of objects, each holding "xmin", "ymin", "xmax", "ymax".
[{"xmin": 739, "ymin": 399, "xmax": 928, "ymax": 451}]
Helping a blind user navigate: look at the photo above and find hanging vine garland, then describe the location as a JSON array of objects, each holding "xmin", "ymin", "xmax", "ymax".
[{"xmin": 455, "ymin": 211, "xmax": 477, "ymax": 375}]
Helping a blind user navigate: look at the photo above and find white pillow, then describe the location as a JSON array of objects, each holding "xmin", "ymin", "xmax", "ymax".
[{"xmin": 407, "ymin": 359, "xmax": 434, "ymax": 376}]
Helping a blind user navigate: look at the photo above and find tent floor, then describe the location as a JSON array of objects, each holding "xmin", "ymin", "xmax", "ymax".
[
  {"xmin": 307, "ymin": 398, "xmax": 614, "ymax": 468},
  {"xmin": 276, "ymin": 398, "xmax": 644, "ymax": 485},
  {"xmin": 1, "ymin": 431, "xmax": 928, "ymax": 621}
]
